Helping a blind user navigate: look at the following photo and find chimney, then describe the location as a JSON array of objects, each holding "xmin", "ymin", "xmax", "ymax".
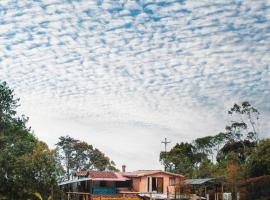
[{"xmin": 122, "ymin": 165, "xmax": 126, "ymax": 173}]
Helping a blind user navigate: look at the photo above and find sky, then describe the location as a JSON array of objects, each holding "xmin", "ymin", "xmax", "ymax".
[{"xmin": 0, "ymin": 0, "xmax": 270, "ymax": 171}]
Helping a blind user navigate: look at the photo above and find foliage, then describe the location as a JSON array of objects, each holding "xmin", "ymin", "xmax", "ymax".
[
  {"xmin": 160, "ymin": 101, "xmax": 263, "ymax": 184},
  {"xmin": 56, "ymin": 136, "xmax": 79, "ymax": 180},
  {"xmin": 56, "ymin": 135, "xmax": 118, "ymax": 180},
  {"xmin": 34, "ymin": 192, "xmax": 52, "ymax": 200},
  {"xmin": 226, "ymin": 161, "xmax": 243, "ymax": 200},
  {"xmin": 160, "ymin": 142, "xmax": 205, "ymax": 177},
  {"xmin": 0, "ymin": 81, "xmax": 63, "ymax": 199},
  {"xmin": 0, "ymin": 81, "xmax": 19, "ymax": 124},
  {"xmin": 246, "ymin": 139, "xmax": 270, "ymax": 177}
]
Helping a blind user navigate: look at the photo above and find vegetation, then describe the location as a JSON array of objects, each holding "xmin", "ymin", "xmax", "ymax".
[
  {"xmin": 0, "ymin": 81, "xmax": 117, "ymax": 199},
  {"xmin": 160, "ymin": 101, "xmax": 270, "ymax": 199},
  {"xmin": 56, "ymin": 135, "xmax": 118, "ymax": 181},
  {"xmin": 1, "ymin": 80, "xmax": 269, "ymax": 199}
]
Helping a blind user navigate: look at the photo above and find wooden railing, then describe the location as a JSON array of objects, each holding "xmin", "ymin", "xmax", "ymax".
[
  {"xmin": 67, "ymin": 192, "xmax": 91, "ymax": 200},
  {"xmin": 66, "ymin": 192, "xmax": 141, "ymax": 200}
]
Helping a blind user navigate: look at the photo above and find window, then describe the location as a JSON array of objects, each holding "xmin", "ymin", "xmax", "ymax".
[
  {"xmin": 169, "ymin": 177, "xmax": 175, "ymax": 186},
  {"xmin": 100, "ymin": 181, "xmax": 106, "ymax": 187}
]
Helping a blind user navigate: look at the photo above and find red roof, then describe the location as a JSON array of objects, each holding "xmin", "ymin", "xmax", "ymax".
[
  {"xmin": 74, "ymin": 171, "xmax": 130, "ymax": 181},
  {"xmin": 89, "ymin": 171, "xmax": 118, "ymax": 179}
]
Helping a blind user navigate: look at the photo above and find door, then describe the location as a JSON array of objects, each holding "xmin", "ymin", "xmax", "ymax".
[{"xmin": 157, "ymin": 177, "xmax": 164, "ymax": 193}]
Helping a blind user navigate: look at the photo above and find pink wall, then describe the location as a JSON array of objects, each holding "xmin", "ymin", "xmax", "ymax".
[
  {"xmin": 132, "ymin": 177, "xmax": 141, "ymax": 192},
  {"xmin": 131, "ymin": 172, "xmax": 184, "ymax": 194}
]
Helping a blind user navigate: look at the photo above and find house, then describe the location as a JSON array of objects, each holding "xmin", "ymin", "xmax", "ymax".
[
  {"xmin": 59, "ymin": 171, "xmax": 132, "ymax": 195},
  {"xmin": 121, "ymin": 170, "xmax": 185, "ymax": 194},
  {"xmin": 58, "ymin": 168, "xmax": 185, "ymax": 199}
]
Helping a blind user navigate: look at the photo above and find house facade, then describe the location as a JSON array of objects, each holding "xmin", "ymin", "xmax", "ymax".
[
  {"xmin": 59, "ymin": 169, "xmax": 185, "ymax": 199},
  {"xmin": 122, "ymin": 170, "xmax": 185, "ymax": 194}
]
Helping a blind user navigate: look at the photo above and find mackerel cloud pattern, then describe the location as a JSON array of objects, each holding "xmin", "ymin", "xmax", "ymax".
[{"xmin": 0, "ymin": 0, "xmax": 270, "ymax": 157}]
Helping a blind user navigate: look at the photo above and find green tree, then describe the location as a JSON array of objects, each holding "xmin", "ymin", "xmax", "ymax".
[
  {"xmin": 90, "ymin": 148, "xmax": 117, "ymax": 171},
  {"xmin": 56, "ymin": 136, "xmax": 118, "ymax": 180},
  {"xmin": 194, "ymin": 136, "xmax": 215, "ymax": 162},
  {"xmin": 160, "ymin": 142, "xmax": 204, "ymax": 177},
  {"xmin": 160, "ymin": 101, "xmax": 261, "ymax": 181},
  {"xmin": 246, "ymin": 139, "xmax": 270, "ymax": 177},
  {"xmin": 14, "ymin": 141, "xmax": 63, "ymax": 199},
  {"xmin": 216, "ymin": 102, "xmax": 259, "ymax": 165},
  {"xmin": 0, "ymin": 81, "xmax": 62, "ymax": 199},
  {"xmin": 73, "ymin": 141, "xmax": 94, "ymax": 171},
  {"xmin": 194, "ymin": 159, "xmax": 214, "ymax": 178},
  {"xmin": 225, "ymin": 101, "xmax": 259, "ymax": 143},
  {"xmin": 56, "ymin": 135, "xmax": 78, "ymax": 180},
  {"xmin": 0, "ymin": 81, "xmax": 19, "ymax": 125}
]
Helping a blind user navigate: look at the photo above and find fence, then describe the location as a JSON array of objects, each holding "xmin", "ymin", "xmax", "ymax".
[{"xmin": 65, "ymin": 192, "xmax": 141, "ymax": 200}]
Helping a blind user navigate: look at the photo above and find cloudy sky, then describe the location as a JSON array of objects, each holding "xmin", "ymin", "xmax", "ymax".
[{"xmin": 0, "ymin": 0, "xmax": 270, "ymax": 170}]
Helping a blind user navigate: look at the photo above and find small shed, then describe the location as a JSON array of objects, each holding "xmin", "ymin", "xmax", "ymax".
[{"xmin": 185, "ymin": 178, "xmax": 224, "ymax": 200}]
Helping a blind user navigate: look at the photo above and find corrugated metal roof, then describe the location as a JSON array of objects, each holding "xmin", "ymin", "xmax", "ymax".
[
  {"xmin": 58, "ymin": 177, "xmax": 91, "ymax": 186},
  {"xmin": 185, "ymin": 178, "xmax": 214, "ymax": 185}
]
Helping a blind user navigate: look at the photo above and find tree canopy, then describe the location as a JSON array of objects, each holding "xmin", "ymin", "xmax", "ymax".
[
  {"xmin": 160, "ymin": 101, "xmax": 262, "ymax": 180},
  {"xmin": 0, "ymin": 81, "xmax": 119, "ymax": 199},
  {"xmin": 56, "ymin": 135, "xmax": 118, "ymax": 180},
  {"xmin": 0, "ymin": 81, "xmax": 64, "ymax": 199}
]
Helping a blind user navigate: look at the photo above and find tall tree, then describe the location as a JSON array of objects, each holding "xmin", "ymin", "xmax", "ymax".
[
  {"xmin": 160, "ymin": 142, "xmax": 204, "ymax": 177},
  {"xmin": 0, "ymin": 81, "xmax": 19, "ymax": 124},
  {"xmin": 227, "ymin": 101, "xmax": 259, "ymax": 142},
  {"xmin": 56, "ymin": 135, "xmax": 78, "ymax": 180},
  {"xmin": 73, "ymin": 141, "xmax": 93, "ymax": 171},
  {"xmin": 194, "ymin": 136, "xmax": 215, "ymax": 161},
  {"xmin": 15, "ymin": 141, "xmax": 63, "ymax": 199},
  {"xmin": 56, "ymin": 136, "xmax": 118, "ymax": 180},
  {"xmin": 217, "ymin": 102, "xmax": 259, "ymax": 164},
  {"xmin": 0, "ymin": 81, "xmax": 62, "ymax": 199}
]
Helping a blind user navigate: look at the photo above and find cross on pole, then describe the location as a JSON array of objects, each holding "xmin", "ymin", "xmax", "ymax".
[{"xmin": 161, "ymin": 138, "xmax": 171, "ymax": 152}]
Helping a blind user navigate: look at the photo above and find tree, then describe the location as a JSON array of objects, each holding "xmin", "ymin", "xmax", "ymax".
[
  {"xmin": 246, "ymin": 139, "xmax": 270, "ymax": 177},
  {"xmin": 227, "ymin": 101, "xmax": 259, "ymax": 142},
  {"xmin": 56, "ymin": 135, "xmax": 78, "ymax": 180},
  {"xmin": 216, "ymin": 102, "xmax": 259, "ymax": 165},
  {"xmin": 89, "ymin": 148, "xmax": 117, "ymax": 171},
  {"xmin": 194, "ymin": 159, "xmax": 214, "ymax": 178},
  {"xmin": 226, "ymin": 160, "xmax": 243, "ymax": 200},
  {"xmin": 73, "ymin": 141, "xmax": 94, "ymax": 171},
  {"xmin": 160, "ymin": 101, "xmax": 261, "ymax": 181},
  {"xmin": 0, "ymin": 112, "xmax": 38, "ymax": 199},
  {"xmin": 0, "ymin": 81, "xmax": 62, "ymax": 199},
  {"xmin": 0, "ymin": 81, "xmax": 19, "ymax": 125},
  {"xmin": 56, "ymin": 136, "xmax": 118, "ymax": 180},
  {"xmin": 194, "ymin": 136, "xmax": 215, "ymax": 161},
  {"xmin": 160, "ymin": 142, "xmax": 204, "ymax": 177},
  {"xmin": 14, "ymin": 141, "xmax": 63, "ymax": 199}
]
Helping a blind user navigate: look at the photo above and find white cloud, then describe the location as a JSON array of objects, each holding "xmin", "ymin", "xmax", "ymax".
[{"xmin": 0, "ymin": 0, "xmax": 270, "ymax": 170}]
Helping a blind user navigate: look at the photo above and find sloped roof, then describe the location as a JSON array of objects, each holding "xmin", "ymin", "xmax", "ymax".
[
  {"xmin": 185, "ymin": 178, "xmax": 213, "ymax": 185},
  {"xmin": 122, "ymin": 170, "xmax": 184, "ymax": 178},
  {"xmin": 185, "ymin": 178, "xmax": 224, "ymax": 185},
  {"xmin": 74, "ymin": 171, "xmax": 130, "ymax": 181},
  {"xmin": 58, "ymin": 177, "xmax": 91, "ymax": 186}
]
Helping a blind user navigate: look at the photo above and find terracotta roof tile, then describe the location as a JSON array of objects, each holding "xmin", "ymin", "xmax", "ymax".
[
  {"xmin": 74, "ymin": 171, "xmax": 130, "ymax": 181},
  {"xmin": 89, "ymin": 171, "xmax": 118, "ymax": 179}
]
